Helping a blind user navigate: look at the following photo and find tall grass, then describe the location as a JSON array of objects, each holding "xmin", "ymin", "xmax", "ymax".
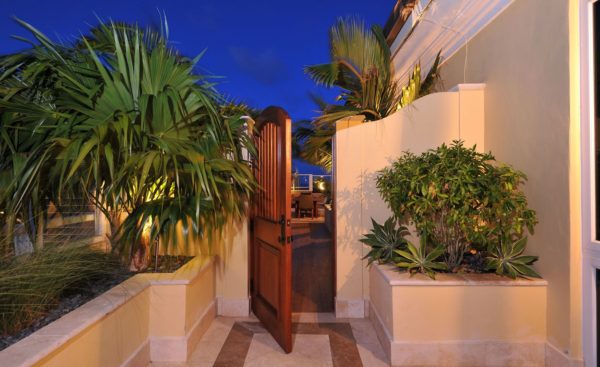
[{"xmin": 0, "ymin": 246, "xmax": 125, "ymax": 336}]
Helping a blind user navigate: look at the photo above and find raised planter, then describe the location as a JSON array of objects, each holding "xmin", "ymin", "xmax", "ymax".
[
  {"xmin": 369, "ymin": 263, "xmax": 548, "ymax": 367},
  {"xmin": 0, "ymin": 256, "xmax": 216, "ymax": 367}
]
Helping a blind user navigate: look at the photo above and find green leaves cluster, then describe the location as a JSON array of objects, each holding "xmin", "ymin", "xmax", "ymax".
[
  {"xmin": 360, "ymin": 217, "xmax": 409, "ymax": 265},
  {"xmin": 296, "ymin": 17, "xmax": 441, "ymax": 172},
  {"xmin": 360, "ymin": 217, "xmax": 446, "ymax": 279},
  {"xmin": 395, "ymin": 238, "xmax": 447, "ymax": 279},
  {"xmin": 485, "ymin": 237, "xmax": 540, "ymax": 278},
  {"xmin": 399, "ymin": 51, "xmax": 441, "ymax": 109},
  {"xmin": 0, "ymin": 19, "xmax": 256, "ymax": 259},
  {"xmin": 373, "ymin": 141, "xmax": 539, "ymax": 278}
]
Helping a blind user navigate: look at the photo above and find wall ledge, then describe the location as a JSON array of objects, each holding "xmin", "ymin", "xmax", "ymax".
[
  {"xmin": 0, "ymin": 256, "xmax": 215, "ymax": 367},
  {"xmin": 449, "ymin": 83, "xmax": 486, "ymax": 92},
  {"xmin": 374, "ymin": 263, "xmax": 548, "ymax": 287}
]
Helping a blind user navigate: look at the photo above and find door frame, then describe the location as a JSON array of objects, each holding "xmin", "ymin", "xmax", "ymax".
[{"xmin": 581, "ymin": 0, "xmax": 600, "ymax": 365}]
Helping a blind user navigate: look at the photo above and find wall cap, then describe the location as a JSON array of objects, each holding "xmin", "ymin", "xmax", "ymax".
[
  {"xmin": 449, "ymin": 83, "xmax": 487, "ymax": 92},
  {"xmin": 373, "ymin": 263, "xmax": 547, "ymax": 287}
]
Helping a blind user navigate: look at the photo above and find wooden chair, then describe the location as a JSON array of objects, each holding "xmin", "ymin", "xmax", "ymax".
[{"xmin": 297, "ymin": 193, "xmax": 314, "ymax": 218}]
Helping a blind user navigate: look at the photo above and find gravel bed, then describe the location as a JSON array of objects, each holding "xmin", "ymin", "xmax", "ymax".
[{"xmin": 0, "ymin": 272, "xmax": 132, "ymax": 351}]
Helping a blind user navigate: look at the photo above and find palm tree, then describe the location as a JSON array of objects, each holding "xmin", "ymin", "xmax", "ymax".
[
  {"xmin": 0, "ymin": 19, "xmax": 256, "ymax": 265},
  {"xmin": 298, "ymin": 17, "xmax": 441, "ymax": 172}
]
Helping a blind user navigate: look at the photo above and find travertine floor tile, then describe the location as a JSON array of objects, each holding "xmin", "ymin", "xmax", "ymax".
[
  {"xmin": 350, "ymin": 319, "xmax": 381, "ymax": 346},
  {"xmin": 188, "ymin": 341, "xmax": 225, "ymax": 363},
  {"xmin": 356, "ymin": 343, "xmax": 389, "ymax": 367},
  {"xmin": 148, "ymin": 314, "xmax": 389, "ymax": 367},
  {"xmin": 244, "ymin": 333, "xmax": 333, "ymax": 367},
  {"xmin": 200, "ymin": 318, "xmax": 235, "ymax": 344}
]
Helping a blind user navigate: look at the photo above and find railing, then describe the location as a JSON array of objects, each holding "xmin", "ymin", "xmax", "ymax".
[{"xmin": 291, "ymin": 174, "xmax": 331, "ymax": 193}]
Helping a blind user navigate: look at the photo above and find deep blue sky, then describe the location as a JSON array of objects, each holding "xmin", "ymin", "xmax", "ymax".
[{"xmin": 0, "ymin": 1, "xmax": 392, "ymax": 174}]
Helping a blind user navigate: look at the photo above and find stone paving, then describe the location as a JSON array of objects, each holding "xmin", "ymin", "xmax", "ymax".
[{"xmin": 149, "ymin": 313, "xmax": 389, "ymax": 367}]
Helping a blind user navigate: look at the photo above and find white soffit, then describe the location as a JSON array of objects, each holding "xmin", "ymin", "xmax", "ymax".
[{"xmin": 390, "ymin": 0, "xmax": 515, "ymax": 85}]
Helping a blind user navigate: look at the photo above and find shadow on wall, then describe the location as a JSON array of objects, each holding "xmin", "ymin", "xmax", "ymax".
[
  {"xmin": 160, "ymin": 217, "xmax": 245, "ymax": 278},
  {"xmin": 336, "ymin": 174, "xmax": 368, "ymax": 297}
]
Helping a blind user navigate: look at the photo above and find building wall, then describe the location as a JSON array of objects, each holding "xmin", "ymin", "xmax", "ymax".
[{"xmin": 439, "ymin": 0, "xmax": 579, "ymax": 359}]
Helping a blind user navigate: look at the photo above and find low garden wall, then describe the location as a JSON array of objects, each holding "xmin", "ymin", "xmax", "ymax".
[
  {"xmin": 369, "ymin": 263, "xmax": 548, "ymax": 366},
  {"xmin": 0, "ymin": 256, "xmax": 216, "ymax": 367}
]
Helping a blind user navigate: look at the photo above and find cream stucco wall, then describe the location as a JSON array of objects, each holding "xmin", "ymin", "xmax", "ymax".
[
  {"xmin": 165, "ymin": 218, "xmax": 249, "ymax": 316},
  {"xmin": 333, "ymin": 86, "xmax": 485, "ymax": 316},
  {"xmin": 370, "ymin": 264, "xmax": 548, "ymax": 366},
  {"xmin": 439, "ymin": 0, "xmax": 581, "ymax": 359}
]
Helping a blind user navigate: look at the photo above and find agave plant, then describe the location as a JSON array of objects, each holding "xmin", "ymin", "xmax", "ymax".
[
  {"xmin": 485, "ymin": 237, "xmax": 540, "ymax": 279},
  {"xmin": 297, "ymin": 17, "xmax": 441, "ymax": 171},
  {"xmin": 360, "ymin": 217, "xmax": 410, "ymax": 265},
  {"xmin": 394, "ymin": 237, "xmax": 447, "ymax": 279},
  {"xmin": 0, "ymin": 18, "xmax": 256, "ymax": 264}
]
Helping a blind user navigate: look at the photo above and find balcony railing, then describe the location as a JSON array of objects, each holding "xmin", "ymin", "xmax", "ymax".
[{"xmin": 291, "ymin": 173, "xmax": 331, "ymax": 193}]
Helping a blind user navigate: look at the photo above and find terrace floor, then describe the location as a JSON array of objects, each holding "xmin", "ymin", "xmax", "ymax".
[
  {"xmin": 292, "ymin": 222, "xmax": 334, "ymax": 312},
  {"xmin": 149, "ymin": 313, "xmax": 388, "ymax": 367}
]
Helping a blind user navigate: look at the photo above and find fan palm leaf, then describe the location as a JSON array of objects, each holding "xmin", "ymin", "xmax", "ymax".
[
  {"xmin": 0, "ymin": 18, "xmax": 256, "ymax": 260},
  {"xmin": 298, "ymin": 17, "xmax": 442, "ymax": 172}
]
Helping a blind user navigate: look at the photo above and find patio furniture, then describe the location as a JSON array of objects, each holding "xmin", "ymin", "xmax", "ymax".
[{"xmin": 297, "ymin": 193, "xmax": 316, "ymax": 218}]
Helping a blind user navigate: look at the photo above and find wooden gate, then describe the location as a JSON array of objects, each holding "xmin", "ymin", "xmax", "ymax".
[{"xmin": 250, "ymin": 106, "xmax": 293, "ymax": 353}]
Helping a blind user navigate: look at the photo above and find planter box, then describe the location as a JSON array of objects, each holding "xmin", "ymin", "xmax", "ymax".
[
  {"xmin": 0, "ymin": 256, "xmax": 216, "ymax": 367},
  {"xmin": 369, "ymin": 263, "xmax": 548, "ymax": 367}
]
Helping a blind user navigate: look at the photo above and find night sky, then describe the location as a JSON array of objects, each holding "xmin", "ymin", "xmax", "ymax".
[{"xmin": 0, "ymin": 1, "xmax": 393, "ymax": 174}]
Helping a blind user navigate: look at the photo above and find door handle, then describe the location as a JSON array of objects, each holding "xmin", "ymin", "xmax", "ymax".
[
  {"xmin": 278, "ymin": 215, "xmax": 292, "ymax": 244},
  {"xmin": 278, "ymin": 215, "xmax": 286, "ymax": 244}
]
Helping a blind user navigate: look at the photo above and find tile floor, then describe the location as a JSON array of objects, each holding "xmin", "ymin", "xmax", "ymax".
[{"xmin": 149, "ymin": 313, "xmax": 389, "ymax": 367}]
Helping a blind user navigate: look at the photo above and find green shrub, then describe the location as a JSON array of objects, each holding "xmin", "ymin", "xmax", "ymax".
[
  {"xmin": 0, "ymin": 247, "xmax": 125, "ymax": 336},
  {"xmin": 374, "ymin": 140, "xmax": 539, "ymax": 277}
]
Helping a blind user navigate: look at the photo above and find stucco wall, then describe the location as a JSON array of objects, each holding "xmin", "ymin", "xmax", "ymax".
[
  {"xmin": 167, "ymin": 218, "xmax": 250, "ymax": 316},
  {"xmin": 438, "ymin": 0, "xmax": 578, "ymax": 359},
  {"xmin": 333, "ymin": 86, "xmax": 484, "ymax": 316}
]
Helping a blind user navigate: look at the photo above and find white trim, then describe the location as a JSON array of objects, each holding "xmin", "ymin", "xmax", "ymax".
[
  {"xmin": 581, "ymin": 1, "xmax": 599, "ymax": 366},
  {"xmin": 546, "ymin": 342, "xmax": 585, "ymax": 367},
  {"xmin": 368, "ymin": 301, "xmax": 393, "ymax": 363},
  {"xmin": 217, "ymin": 297, "xmax": 250, "ymax": 317},
  {"xmin": 389, "ymin": 0, "xmax": 515, "ymax": 85},
  {"xmin": 334, "ymin": 298, "xmax": 366, "ymax": 318}
]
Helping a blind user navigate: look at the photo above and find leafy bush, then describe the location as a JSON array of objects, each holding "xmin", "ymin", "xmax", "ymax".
[
  {"xmin": 360, "ymin": 217, "xmax": 409, "ymax": 265},
  {"xmin": 373, "ymin": 141, "xmax": 539, "ymax": 278},
  {"xmin": 0, "ymin": 247, "xmax": 125, "ymax": 336}
]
